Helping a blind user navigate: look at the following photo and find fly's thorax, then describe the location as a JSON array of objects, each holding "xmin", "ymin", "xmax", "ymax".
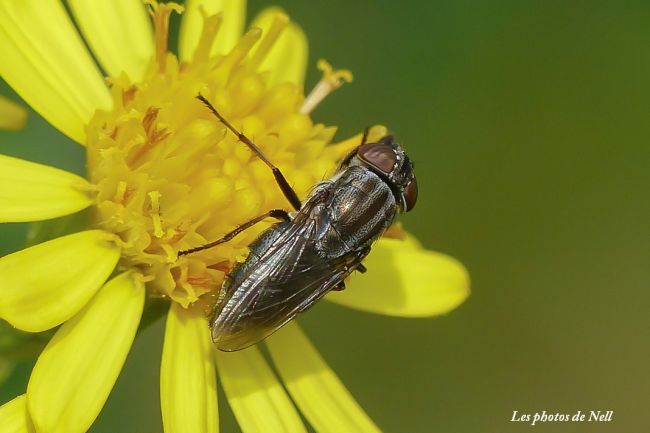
[{"xmin": 314, "ymin": 167, "xmax": 396, "ymax": 258}]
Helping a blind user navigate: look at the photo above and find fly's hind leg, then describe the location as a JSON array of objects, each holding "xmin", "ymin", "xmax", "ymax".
[
  {"xmin": 332, "ymin": 248, "xmax": 371, "ymax": 291},
  {"xmin": 177, "ymin": 209, "xmax": 290, "ymax": 257}
]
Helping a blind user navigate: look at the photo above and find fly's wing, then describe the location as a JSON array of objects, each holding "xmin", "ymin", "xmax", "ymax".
[{"xmin": 212, "ymin": 210, "xmax": 363, "ymax": 351}]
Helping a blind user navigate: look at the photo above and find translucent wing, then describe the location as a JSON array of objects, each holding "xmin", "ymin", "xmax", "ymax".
[{"xmin": 212, "ymin": 204, "xmax": 366, "ymax": 351}]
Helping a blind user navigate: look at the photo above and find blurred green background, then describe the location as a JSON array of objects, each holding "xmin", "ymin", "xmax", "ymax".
[{"xmin": 1, "ymin": 0, "xmax": 649, "ymax": 432}]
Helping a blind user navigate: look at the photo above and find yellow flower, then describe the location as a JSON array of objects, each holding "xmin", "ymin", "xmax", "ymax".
[{"xmin": 0, "ymin": 1, "xmax": 470, "ymax": 432}]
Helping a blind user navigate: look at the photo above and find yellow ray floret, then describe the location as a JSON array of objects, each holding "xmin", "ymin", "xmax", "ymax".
[
  {"xmin": 27, "ymin": 272, "xmax": 144, "ymax": 433},
  {"xmin": 67, "ymin": 0, "xmax": 154, "ymax": 81},
  {"xmin": 160, "ymin": 304, "xmax": 219, "ymax": 433},
  {"xmin": 0, "ymin": 154, "xmax": 94, "ymax": 222},
  {"xmin": 267, "ymin": 323, "xmax": 381, "ymax": 433},
  {"xmin": 0, "ymin": 394, "xmax": 34, "ymax": 433},
  {"xmin": 327, "ymin": 235, "xmax": 471, "ymax": 317},
  {"xmin": 216, "ymin": 346, "xmax": 307, "ymax": 433},
  {"xmin": 0, "ymin": 0, "xmax": 112, "ymax": 144},
  {"xmin": 0, "ymin": 230, "xmax": 120, "ymax": 332}
]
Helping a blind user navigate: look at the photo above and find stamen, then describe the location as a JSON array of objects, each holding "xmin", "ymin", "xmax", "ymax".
[
  {"xmin": 300, "ymin": 59, "xmax": 353, "ymax": 114},
  {"xmin": 137, "ymin": 274, "xmax": 156, "ymax": 284},
  {"xmin": 114, "ymin": 181, "xmax": 128, "ymax": 203},
  {"xmin": 161, "ymin": 244, "xmax": 177, "ymax": 263},
  {"xmin": 177, "ymin": 263, "xmax": 197, "ymax": 302},
  {"xmin": 146, "ymin": 0, "xmax": 184, "ymax": 72},
  {"xmin": 248, "ymin": 12, "xmax": 290, "ymax": 70},
  {"xmin": 129, "ymin": 107, "xmax": 170, "ymax": 166},
  {"xmin": 142, "ymin": 106, "xmax": 160, "ymax": 135},
  {"xmin": 122, "ymin": 85, "xmax": 138, "ymax": 106},
  {"xmin": 148, "ymin": 191, "xmax": 164, "ymax": 238},
  {"xmin": 215, "ymin": 28, "xmax": 263, "ymax": 84},
  {"xmin": 193, "ymin": 8, "xmax": 223, "ymax": 62},
  {"xmin": 102, "ymin": 232, "xmax": 128, "ymax": 249}
]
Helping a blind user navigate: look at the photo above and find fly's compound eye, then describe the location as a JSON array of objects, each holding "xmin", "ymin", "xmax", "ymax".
[
  {"xmin": 403, "ymin": 177, "xmax": 418, "ymax": 211},
  {"xmin": 357, "ymin": 143, "xmax": 398, "ymax": 175}
]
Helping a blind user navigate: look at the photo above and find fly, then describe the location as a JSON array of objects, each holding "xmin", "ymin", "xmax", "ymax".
[{"xmin": 179, "ymin": 94, "xmax": 418, "ymax": 351}]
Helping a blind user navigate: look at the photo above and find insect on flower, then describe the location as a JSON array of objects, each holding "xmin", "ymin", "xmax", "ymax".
[
  {"xmin": 0, "ymin": 1, "xmax": 471, "ymax": 431},
  {"xmin": 179, "ymin": 94, "xmax": 418, "ymax": 351}
]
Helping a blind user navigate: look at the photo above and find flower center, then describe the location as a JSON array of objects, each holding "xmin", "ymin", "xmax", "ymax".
[{"xmin": 85, "ymin": 3, "xmax": 356, "ymax": 307}]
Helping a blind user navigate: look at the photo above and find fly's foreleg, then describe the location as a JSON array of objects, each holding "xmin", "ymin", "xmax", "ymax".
[
  {"xmin": 196, "ymin": 94, "xmax": 302, "ymax": 211},
  {"xmin": 177, "ymin": 209, "xmax": 290, "ymax": 257},
  {"xmin": 361, "ymin": 126, "xmax": 370, "ymax": 145}
]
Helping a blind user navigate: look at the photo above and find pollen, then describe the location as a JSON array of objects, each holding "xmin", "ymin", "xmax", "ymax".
[{"xmin": 85, "ymin": 3, "xmax": 362, "ymax": 307}]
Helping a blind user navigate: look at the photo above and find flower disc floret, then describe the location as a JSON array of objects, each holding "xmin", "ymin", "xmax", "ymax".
[{"xmin": 86, "ymin": 18, "xmax": 349, "ymax": 307}]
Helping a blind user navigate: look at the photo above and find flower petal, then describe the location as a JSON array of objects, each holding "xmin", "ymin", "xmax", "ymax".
[
  {"xmin": 179, "ymin": 0, "xmax": 246, "ymax": 62},
  {"xmin": 0, "ymin": 154, "xmax": 94, "ymax": 222},
  {"xmin": 161, "ymin": 303, "xmax": 218, "ymax": 433},
  {"xmin": 0, "ymin": 395, "xmax": 35, "ymax": 433},
  {"xmin": 326, "ymin": 236, "xmax": 470, "ymax": 317},
  {"xmin": 0, "ymin": 230, "xmax": 120, "ymax": 332},
  {"xmin": 0, "ymin": 0, "xmax": 112, "ymax": 144},
  {"xmin": 67, "ymin": 0, "xmax": 154, "ymax": 81},
  {"xmin": 266, "ymin": 323, "xmax": 380, "ymax": 433},
  {"xmin": 0, "ymin": 95, "xmax": 27, "ymax": 130},
  {"xmin": 250, "ymin": 7, "xmax": 308, "ymax": 87},
  {"xmin": 27, "ymin": 272, "xmax": 144, "ymax": 433},
  {"xmin": 216, "ymin": 347, "xmax": 306, "ymax": 433}
]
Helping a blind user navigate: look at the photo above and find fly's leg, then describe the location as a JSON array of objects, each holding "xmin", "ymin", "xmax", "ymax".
[
  {"xmin": 178, "ymin": 209, "xmax": 290, "ymax": 257},
  {"xmin": 197, "ymin": 94, "xmax": 302, "ymax": 211},
  {"xmin": 361, "ymin": 126, "xmax": 370, "ymax": 145},
  {"xmin": 338, "ymin": 126, "xmax": 372, "ymax": 169},
  {"xmin": 332, "ymin": 248, "xmax": 371, "ymax": 291}
]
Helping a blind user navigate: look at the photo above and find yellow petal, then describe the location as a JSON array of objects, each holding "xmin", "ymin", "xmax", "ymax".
[
  {"xmin": 326, "ymin": 236, "xmax": 470, "ymax": 317},
  {"xmin": 266, "ymin": 323, "xmax": 380, "ymax": 433},
  {"xmin": 216, "ymin": 347, "xmax": 306, "ymax": 433},
  {"xmin": 68, "ymin": 0, "xmax": 154, "ymax": 81},
  {"xmin": 249, "ymin": 7, "xmax": 308, "ymax": 87},
  {"xmin": 0, "ymin": 395, "xmax": 35, "ymax": 433},
  {"xmin": 0, "ymin": 154, "xmax": 93, "ymax": 222},
  {"xmin": 0, "ymin": 0, "xmax": 112, "ymax": 144},
  {"xmin": 179, "ymin": 0, "xmax": 246, "ymax": 62},
  {"xmin": 161, "ymin": 304, "xmax": 218, "ymax": 433},
  {"xmin": 0, "ymin": 230, "xmax": 120, "ymax": 332},
  {"xmin": 27, "ymin": 272, "xmax": 144, "ymax": 433},
  {"xmin": 0, "ymin": 95, "xmax": 27, "ymax": 130}
]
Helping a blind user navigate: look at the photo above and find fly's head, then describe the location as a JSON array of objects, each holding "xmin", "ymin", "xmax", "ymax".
[{"xmin": 344, "ymin": 135, "xmax": 418, "ymax": 212}]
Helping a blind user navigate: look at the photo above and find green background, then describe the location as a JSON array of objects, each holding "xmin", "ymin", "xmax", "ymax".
[{"xmin": 1, "ymin": 0, "xmax": 649, "ymax": 432}]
